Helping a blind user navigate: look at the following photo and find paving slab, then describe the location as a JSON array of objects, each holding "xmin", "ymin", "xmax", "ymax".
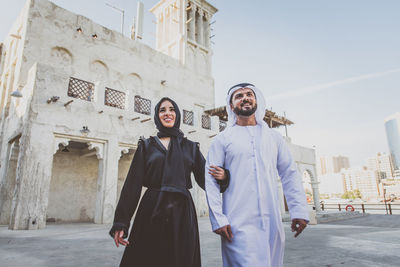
[
  {"xmin": 0, "ymin": 215, "xmax": 399, "ymax": 267},
  {"xmin": 284, "ymin": 214, "xmax": 400, "ymax": 267}
]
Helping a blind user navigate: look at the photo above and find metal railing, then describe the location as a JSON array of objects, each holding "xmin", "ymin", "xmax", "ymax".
[{"xmin": 321, "ymin": 202, "xmax": 400, "ymax": 215}]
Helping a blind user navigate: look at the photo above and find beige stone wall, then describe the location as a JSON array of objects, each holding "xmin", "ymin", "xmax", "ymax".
[
  {"xmin": 48, "ymin": 149, "xmax": 98, "ymax": 222},
  {"xmin": 0, "ymin": 139, "xmax": 20, "ymax": 224},
  {"xmin": 117, "ymin": 153, "xmax": 134, "ymax": 202},
  {"xmin": 18, "ymin": 0, "xmax": 215, "ymax": 111}
]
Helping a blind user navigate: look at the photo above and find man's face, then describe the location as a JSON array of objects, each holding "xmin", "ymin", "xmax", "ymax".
[{"xmin": 230, "ymin": 88, "xmax": 257, "ymax": 116}]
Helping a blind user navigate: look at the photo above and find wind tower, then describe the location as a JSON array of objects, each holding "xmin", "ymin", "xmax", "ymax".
[{"xmin": 150, "ymin": 0, "xmax": 217, "ymax": 74}]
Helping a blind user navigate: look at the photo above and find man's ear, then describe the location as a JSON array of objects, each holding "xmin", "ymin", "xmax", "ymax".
[{"xmin": 230, "ymin": 103, "xmax": 234, "ymax": 110}]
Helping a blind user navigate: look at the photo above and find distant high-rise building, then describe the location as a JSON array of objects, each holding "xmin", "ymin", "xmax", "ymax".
[
  {"xmin": 367, "ymin": 153, "xmax": 394, "ymax": 180},
  {"xmin": 384, "ymin": 113, "xmax": 400, "ymax": 170},
  {"xmin": 334, "ymin": 156, "xmax": 350, "ymax": 173},
  {"xmin": 341, "ymin": 167, "xmax": 379, "ymax": 199},
  {"xmin": 318, "ymin": 155, "xmax": 350, "ymax": 175}
]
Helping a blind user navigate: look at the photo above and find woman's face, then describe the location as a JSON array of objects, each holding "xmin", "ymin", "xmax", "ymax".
[{"xmin": 158, "ymin": 100, "xmax": 176, "ymax": 128}]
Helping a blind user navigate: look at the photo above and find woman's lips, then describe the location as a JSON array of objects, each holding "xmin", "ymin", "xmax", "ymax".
[{"xmin": 163, "ymin": 117, "xmax": 173, "ymax": 122}]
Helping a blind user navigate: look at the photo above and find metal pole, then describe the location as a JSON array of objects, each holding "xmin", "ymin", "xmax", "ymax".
[
  {"xmin": 122, "ymin": 10, "xmax": 125, "ymax": 34},
  {"xmin": 383, "ymin": 188, "xmax": 388, "ymax": 215},
  {"xmin": 284, "ymin": 111, "xmax": 288, "ymax": 137},
  {"xmin": 105, "ymin": 3, "xmax": 125, "ymax": 35}
]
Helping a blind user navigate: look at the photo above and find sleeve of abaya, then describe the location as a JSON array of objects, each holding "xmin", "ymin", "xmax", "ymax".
[
  {"xmin": 109, "ymin": 140, "xmax": 146, "ymax": 238},
  {"xmin": 276, "ymin": 134, "xmax": 310, "ymax": 222},
  {"xmin": 193, "ymin": 142, "xmax": 205, "ymax": 190},
  {"xmin": 193, "ymin": 143, "xmax": 230, "ymax": 193},
  {"xmin": 216, "ymin": 168, "xmax": 230, "ymax": 193}
]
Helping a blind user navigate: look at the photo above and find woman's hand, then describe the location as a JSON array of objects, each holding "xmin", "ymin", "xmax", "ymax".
[
  {"xmin": 113, "ymin": 230, "xmax": 129, "ymax": 247},
  {"xmin": 209, "ymin": 165, "xmax": 227, "ymax": 181},
  {"xmin": 215, "ymin": 224, "xmax": 233, "ymax": 242}
]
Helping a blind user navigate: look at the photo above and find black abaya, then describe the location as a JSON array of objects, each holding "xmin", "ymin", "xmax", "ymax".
[{"xmin": 110, "ymin": 137, "xmax": 225, "ymax": 267}]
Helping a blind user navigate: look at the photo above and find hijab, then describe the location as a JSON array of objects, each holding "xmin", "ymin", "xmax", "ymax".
[
  {"xmin": 153, "ymin": 97, "xmax": 187, "ymax": 193},
  {"xmin": 154, "ymin": 97, "xmax": 184, "ymax": 139}
]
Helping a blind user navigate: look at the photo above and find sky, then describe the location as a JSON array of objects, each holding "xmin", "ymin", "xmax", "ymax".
[{"xmin": 1, "ymin": 0, "xmax": 399, "ymax": 167}]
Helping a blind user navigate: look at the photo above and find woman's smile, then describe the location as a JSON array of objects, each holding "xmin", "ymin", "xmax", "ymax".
[{"xmin": 158, "ymin": 100, "xmax": 176, "ymax": 128}]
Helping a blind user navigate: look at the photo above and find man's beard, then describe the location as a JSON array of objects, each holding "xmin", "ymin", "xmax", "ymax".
[{"xmin": 233, "ymin": 102, "xmax": 257, "ymax": 116}]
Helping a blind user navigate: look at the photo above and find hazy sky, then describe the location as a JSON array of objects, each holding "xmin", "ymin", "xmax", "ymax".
[{"xmin": 1, "ymin": 0, "xmax": 399, "ymax": 166}]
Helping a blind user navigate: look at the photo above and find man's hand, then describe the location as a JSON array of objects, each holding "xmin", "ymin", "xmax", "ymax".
[
  {"xmin": 215, "ymin": 224, "xmax": 233, "ymax": 242},
  {"xmin": 291, "ymin": 218, "xmax": 307, "ymax": 238},
  {"xmin": 209, "ymin": 165, "xmax": 227, "ymax": 181},
  {"xmin": 113, "ymin": 230, "xmax": 129, "ymax": 247}
]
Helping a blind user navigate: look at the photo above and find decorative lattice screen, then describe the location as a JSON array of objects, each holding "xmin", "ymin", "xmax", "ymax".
[
  {"xmin": 105, "ymin": 88, "xmax": 125, "ymax": 109},
  {"xmin": 183, "ymin": 110, "xmax": 194, "ymax": 126},
  {"xmin": 202, "ymin": 115, "xmax": 211, "ymax": 130},
  {"xmin": 68, "ymin": 77, "xmax": 94, "ymax": 101},
  {"xmin": 134, "ymin": 95, "xmax": 151, "ymax": 115}
]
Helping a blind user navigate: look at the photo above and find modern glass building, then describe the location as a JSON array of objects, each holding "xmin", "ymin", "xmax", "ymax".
[{"xmin": 384, "ymin": 113, "xmax": 400, "ymax": 170}]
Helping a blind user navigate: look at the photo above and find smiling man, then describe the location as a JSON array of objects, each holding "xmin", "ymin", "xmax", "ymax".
[{"xmin": 205, "ymin": 83, "xmax": 309, "ymax": 267}]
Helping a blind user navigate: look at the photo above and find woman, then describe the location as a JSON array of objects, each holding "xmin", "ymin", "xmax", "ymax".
[{"xmin": 109, "ymin": 97, "xmax": 228, "ymax": 267}]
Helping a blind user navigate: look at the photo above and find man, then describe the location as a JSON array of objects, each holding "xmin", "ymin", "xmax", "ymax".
[{"xmin": 206, "ymin": 83, "xmax": 309, "ymax": 267}]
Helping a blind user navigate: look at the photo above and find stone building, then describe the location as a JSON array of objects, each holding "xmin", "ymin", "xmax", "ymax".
[{"xmin": 0, "ymin": 0, "xmax": 319, "ymax": 230}]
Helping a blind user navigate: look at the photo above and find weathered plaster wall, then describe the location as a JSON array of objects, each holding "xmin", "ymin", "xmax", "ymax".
[
  {"xmin": 20, "ymin": 0, "xmax": 215, "ymax": 112},
  {"xmin": 0, "ymin": 0, "xmax": 31, "ymax": 215},
  {"xmin": 47, "ymin": 149, "xmax": 98, "ymax": 222},
  {"xmin": 117, "ymin": 153, "xmax": 134, "ymax": 202},
  {"xmin": 0, "ymin": 139, "xmax": 20, "ymax": 224},
  {"xmin": 2, "ymin": 55, "xmax": 217, "ymax": 228}
]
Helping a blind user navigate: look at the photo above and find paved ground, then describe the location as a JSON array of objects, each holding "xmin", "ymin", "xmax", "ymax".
[{"xmin": 1, "ymin": 214, "xmax": 399, "ymax": 267}]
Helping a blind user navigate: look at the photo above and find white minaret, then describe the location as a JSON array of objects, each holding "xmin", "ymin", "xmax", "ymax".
[{"xmin": 150, "ymin": 0, "xmax": 217, "ymax": 73}]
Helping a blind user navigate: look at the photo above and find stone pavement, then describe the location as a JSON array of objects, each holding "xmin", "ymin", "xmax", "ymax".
[{"xmin": 1, "ymin": 214, "xmax": 399, "ymax": 267}]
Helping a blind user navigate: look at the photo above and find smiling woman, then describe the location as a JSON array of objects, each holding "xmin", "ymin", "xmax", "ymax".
[
  {"xmin": 109, "ymin": 97, "xmax": 230, "ymax": 267},
  {"xmin": 158, "ymin": 99, "xmax": 176, "ymax": 129}
]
